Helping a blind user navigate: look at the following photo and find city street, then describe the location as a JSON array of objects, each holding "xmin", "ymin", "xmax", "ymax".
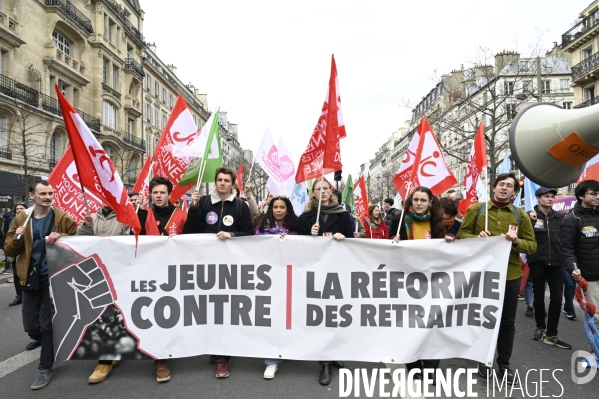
[{"xmin": 1, "ymin": 275, "xmax": 598, "ymax": 398}]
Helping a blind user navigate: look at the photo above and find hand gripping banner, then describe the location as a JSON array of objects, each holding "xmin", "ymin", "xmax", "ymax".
[{"xmin": 48, "ymin": 236, "xmax": 510, "ymax": 366}]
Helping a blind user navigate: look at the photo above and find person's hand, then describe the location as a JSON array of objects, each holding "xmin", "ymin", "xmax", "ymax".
[
  {"xmin": 353, "ymin": 232, "xmax": 361, "ymax": 238},
  {"xmin": 244, "ymin": 181, "xmax": 252, "ymax": 197},
  {"xmin": 216, "ymin": 231, "xmax": 231, "ymax": 240},
  {"xmin": 83, "ymin": 214, "xmax": 93, "ymax": 228},
  {"xmin": 280, "ymin": 232, "xmax": 287, "ymax": 239},
  {"xmin": 13, "ymin": 226, "xmax": 26, "ymax": 241},
  {"xmin": 139, "ymin": 197, "xmax": 147, "ymax": 210},
  {"xmin": 478, "ymin": 231, "xmax": 492, "ymax": 238},
  {"xmin": 444, "ymin": 235, "xmax": 456, "ymax": 243},
  {"xmin": 46, "ymin": 232, "xmax": 62, "ymax": 245},
  {"xmin": 311, "ymin": 223, "xmax": 320, "ymax": 236},
  {"xmin": 529, "ymin": 210, "xmax": 537, "ymax": 220},
  {"xmin": 572, "ymin": 269, "xmax": 581, "ymax": 282},
  {"xmin": 502, "ymin": 231, "xmax": 519, "ymax": 245},
  {"xmin": 191, "ymin": 189, "xmax": 200, "ymax": 206},
  {"xmin": 392, "ymin": 236, "xmax": 400, "ymax": 243},
  {"xmin": 333, "ymin": 233, "xmax": 345, "ymax": 240}
]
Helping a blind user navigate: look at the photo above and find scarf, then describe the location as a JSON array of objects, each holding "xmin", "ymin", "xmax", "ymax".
[
  {"xmin": 319, "ymin": 203, "xmax": 347, "ymax": 215},
  {"xmin": 404, "ymin": 207, "xmax": 431, "ymax": 240},
  {"xmin": 491, "ymin": 198, "xmax": 510, "ymax": 208},
  {"xmin": 444, "ymin": 215, "xmax": 456, "ymax": 227}
]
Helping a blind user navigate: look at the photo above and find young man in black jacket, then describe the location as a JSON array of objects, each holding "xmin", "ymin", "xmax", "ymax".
[
  {"xmin": 561, "ymin": 179, "xmax": 599, "ymax": 338},
  {"xmin": 527, "ymin": 187, "xmax": 571, "ymax": 349},
  {"xmin": 183, "ymin": 167, "xmax": 253, "ymax": 378}
]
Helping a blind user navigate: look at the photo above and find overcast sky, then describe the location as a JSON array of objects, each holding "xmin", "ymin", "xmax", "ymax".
[{"xmin": 141, "ymin": 0, "xmax": 581, "ymax": 180}]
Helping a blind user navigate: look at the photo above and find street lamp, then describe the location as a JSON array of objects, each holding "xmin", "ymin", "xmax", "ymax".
[
  {"xmin": 376, "ymin": 175, "xmax": 382, "ymax": 204},
  {"xmin": 514, "ymin": 90, "xmax": 539, "ymax": 102}
]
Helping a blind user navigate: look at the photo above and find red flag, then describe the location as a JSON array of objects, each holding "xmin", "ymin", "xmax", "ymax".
[
  {"xmin": 55, "ymin": 84, "xmax": 141, "ymax": 233},
  {"xmin": 400, "ymin": 117, "xmax": 457, "ymax": 197},
  {"xmin": 354, "ymin": 176, "xmax": 370, "ymax": 220},
  {"xmin": 576, "ymin": 155, "xmax": 599, "ymax": 183},
  {"xmin": 296, "ymin": 55, "xmax": 345, "ymax": 183},
  {"xmin": 459, "ymin": 122, "xmax": 487, "ymax": 215},
  {"xmin": 393, "ymin": 129, "xmax": 421, "ymax": 199},
  {"xmin": 236, "ymin": 163, "xmax": 245, "ymax": 198},
  {"xmin": 48, "ymin": 146, "xmax": 103, "ymax": 224},
  {"xmin": 152, "ymin": 94, "xmax": 196, "ymax": 200},
  {"xmin": 133, "ymin": 155, "xmax": 152, "ymax": 208}
]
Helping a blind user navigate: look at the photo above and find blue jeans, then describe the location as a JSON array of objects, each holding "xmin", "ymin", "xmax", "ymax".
[
  {"xmin": 264, "ymin": 358, "xmax": 283, "ymax": 366},
  {"xmin": 524, "ymin": 281, "xmax": 534, "ymax": 306},
  {"xmin": 563, "ymin": 266, "xmax": 575, "ymax": 312}
]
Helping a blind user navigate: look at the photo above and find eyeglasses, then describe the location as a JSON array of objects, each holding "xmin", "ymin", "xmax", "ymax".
[{"xmin": 496, "ymin": 182, "xmax": 514, "ymax": 189}]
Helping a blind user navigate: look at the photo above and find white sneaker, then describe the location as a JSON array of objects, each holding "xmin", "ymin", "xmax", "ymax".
[{"xmin": 264, "ymin": 364, "xmax": 278, "ymax": 379}]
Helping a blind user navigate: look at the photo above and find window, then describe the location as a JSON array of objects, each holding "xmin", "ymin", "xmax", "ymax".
[
  {"xmin": 52, "ymin": 31, "xmax": 71, "ymax": 56},
  {"xmin": 128, "ymin": 119, "xmax": 133, "ymax": 134},
  {"xmin": 102, "ymin": 101, "xmax": 117, "ymax": 129},
  {"xmin": 49, "ymin": 132, "xmax": 63, "ymax": 162},
  {"xmin": 563, "ymin": 101, "xmax": 572, "ymax": 109},
  {"xmin": 0, "ymin": 117, "xmax": 7, "ymax": 149},
  {"xmin": 162, "ymin": 114, "xmax": 167, "ymax": 129},
  {"xmin": 154, "ymin": 109, "xmax": 159, "ymax": 127},
  {"xmin": 169, "ymin": 94, "xmax": 173, "ymax": 108},
  {"xmin": 559, "ymin": 79, "xmax": 570, "ymax": 93},
  {"xmin": 584, "ymin": 86, "xmax": 595, "ymax": 101},
  {"xmin": 146, "ymin": 105, "xmax": 152, "ymax": 123},
  {"xmin": 127, "ymin": 157, "xmax": 136, "ymax": 181},
  {"xmin": 505, "ymin": 104, "xmax": 517, "ymax": 120},
  {"xmin": 519, "ymin": 60, "xmax": 531, "ymax": 72},
  {"xmin": 582, "ymin": 47, "xmax": 593, "ymax": 60},
  {"xmin": 108, "ymin": 21, "xmax": 116, "ymax": 44},
  {"xmin": 503, "ymin": 81, "xmax": 514, "ymax": 95},
  {"xmin": 112, "ymin": 66, "xmax": 119, "ymax": 90},
  {"xmin": 162, "ymin": 88, "xmax": 166, "ymax": 103},
  {"xmin": 542, "ymin": 80, "xmax": 551, "ymax": 94},
  {"xmin": 155, "ymin": 82, "xmax": 159, "ymax": 98},
  {"xmin": 102, "ymin": 59, "xmax": 109, "ymax": 84}
]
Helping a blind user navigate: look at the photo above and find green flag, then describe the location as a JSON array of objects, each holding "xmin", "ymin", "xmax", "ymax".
[
  {"xmin": 179, "ymin": 109, "xmax": 222, "ymax": 186},
  {"xmin": 341, "ymin": 174, "xmax": 356, "ymax": 214}
]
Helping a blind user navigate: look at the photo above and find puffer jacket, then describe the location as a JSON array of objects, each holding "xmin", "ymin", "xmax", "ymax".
[
  {"xmin": 77, "ymin": 208, "xmax": 130, "ymax": 236},
  {"xmin": 4, "ymin": 207, "xmax": 77, "ymax": 285},
  {"xmin": 527, "ymin": 205, "xmax": 563, "ymax": 266},
  {"xmin": 561, "ymin": 203, "xmax": 599, "ymax": 281}
]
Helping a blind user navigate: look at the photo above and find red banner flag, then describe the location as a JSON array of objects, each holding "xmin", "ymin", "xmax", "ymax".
[
  {"xmin": 354, "ymin": 175, "xmax": 370, "ymax": 220},
  {"xmin": 152, "ymin": 94, "xmax": 197, "ymax": 201},
  {"xmin": 55, "ymin": 84, "xmax": 141, "ymax": 233},
  {"xmin": 48, "ymin": 146, "xmax": 103, "ymax": 224},
  {"xmin": 459, "ymin": 122, "xmax": 488, "ymax": 215},
  {"xmin": 296, "ymin": 55, "xmax": 345, "ymax": 183},
  {"xmin": 236, "ymin": 163, "xmax": 245, "ymax": 198},
  {"xmin": 133, "ymin": 155, "xmax": 152, "ymax": 208},
  {"xmin": 398, "ymin": 117, "xmax": 457, "ymax": 197}
]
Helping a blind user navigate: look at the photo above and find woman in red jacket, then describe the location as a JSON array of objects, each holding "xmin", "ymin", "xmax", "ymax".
[{"xmin": 363, "ymin": 204, "xmax": 389, "ymax": 239}]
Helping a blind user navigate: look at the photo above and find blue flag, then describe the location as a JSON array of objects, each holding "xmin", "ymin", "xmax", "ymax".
[
  {"xmin": 513, "ymin": 187, "xmax": 522, "ymax": 208},
  {"xmin": 524, "ymin": 177, "xmax": 540, "ymax": 212},
  {"xmin": 499, "ymin": 154, "xmax": 511, "ymax": 174}
]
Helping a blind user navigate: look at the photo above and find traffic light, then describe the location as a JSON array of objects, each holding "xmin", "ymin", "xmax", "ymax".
[{"xmin": 334, "ymin": 170, "xmax": 342, "ymax": 181}]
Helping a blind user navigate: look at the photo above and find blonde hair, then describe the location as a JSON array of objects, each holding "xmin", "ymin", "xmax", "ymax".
[{"xmin": 305, "ymin": 177, "xmax": 338, "ymax": 212}]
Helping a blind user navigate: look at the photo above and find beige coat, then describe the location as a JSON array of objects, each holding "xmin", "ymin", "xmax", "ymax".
[{"xmin": 77, "ymin": 209, "xmax": 130, "ymax": 237}]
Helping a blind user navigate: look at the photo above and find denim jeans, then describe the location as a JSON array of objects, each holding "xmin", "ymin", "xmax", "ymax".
[
  {"xmin": 562, "ymin": 267, "xmax": 575, "ymax": 312},
  {"xmin": 529, "ymin": 263, "xmax": 564, "ymax": 337},
  {"xmin": 264, "ymin": 358, "xmax": 283, "ymax": 366},
  {"xmin": 524, "ymin": 281, "xmax": 534, "ymax": 307},
  {"xmin": 22, "ymin": 275, "xmax": 53, "ymax": 370}
]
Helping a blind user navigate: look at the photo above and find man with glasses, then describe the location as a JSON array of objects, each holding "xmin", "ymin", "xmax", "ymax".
[
  {"xmin": 561, "ymin": 179, "xmax": 599, "ymax": 341},
  {"xmin": 458, "ymin": 172, "xmax": 536, "ymax": 385}
]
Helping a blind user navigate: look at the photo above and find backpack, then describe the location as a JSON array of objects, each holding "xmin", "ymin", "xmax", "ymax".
[
  {"xmin": 472, "ymin": 202, "xmax": 522, "ymax": 234},
  {"xmin": 202, "ymin": 196, "xmax": 243, "ymax": 221}
]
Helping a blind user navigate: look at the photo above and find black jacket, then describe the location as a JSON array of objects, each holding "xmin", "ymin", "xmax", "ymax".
[
  {"xmin": 298, "ymin": 208, "xmax": 354, "ymax": 237},
  {"xmin": 384, "ymin": 208, "xmax": 399, "ymax": 228},
  {"xmin": 561, "ymin": 203, "xmax": 599, "ymax": 281},
  {"xmin": 527, "ymin": 205, "xmax": 563, "ymax": 266},
  {"xmin": 183, "ymin": 193, "xmax": 253, "ymax": 236}
]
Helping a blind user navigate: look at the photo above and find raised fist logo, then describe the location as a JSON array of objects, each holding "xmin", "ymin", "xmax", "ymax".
[{"xmin": 51, "ymin": 254, "xmax": 116, "ymax": 363}]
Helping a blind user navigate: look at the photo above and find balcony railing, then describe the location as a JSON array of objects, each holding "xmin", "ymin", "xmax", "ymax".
[
  {"xmin": 124, "ymin": 58, "xmax": 145, "ymax": 77},
  {"xmin": 572, "ymin": 52, "xmax": 599, "ymax": 81},
  {"xmin": 122, "ymin": 132, "xmax": 145, "ymax": 150},
  {"xmin": 40, "ymin": 93, "xmax": 61, "ymax": 117},
  {"xmin": 574, "ymin": 96, "xmax": 599, "ymax": 109},
  {"xmin": 0, "ymin": 146, "xmax": 11, "ymax": 160},
  {"xmin": 78, "ymin": 109, "xmax": 101, "ymax": 132},
  {"xmin": 102, "ymin": 0, "xmax": 145, "ymax": 45},
  {"xmin": 45, "ymin": 0, "xmax": 94, "ymax": 34},
  {"xmin": 0, "ymin": 74, "xmax": 39, "ymax": 106},
  {"xmin": 563, "ymin": 10, "xmax": 599, "ymax": 47}
]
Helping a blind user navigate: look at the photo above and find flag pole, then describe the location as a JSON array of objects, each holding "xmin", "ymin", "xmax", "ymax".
[
  {"xmin": 395, "ymin": 207, "xmax": 405, "ymax": 239},
  {"xmin": 484, "ymin": 167, "xmax": 489, "ymax": 233},
  {"xmin": 316, "ymin": 168, "xmax": 326, "ymax": 223}
]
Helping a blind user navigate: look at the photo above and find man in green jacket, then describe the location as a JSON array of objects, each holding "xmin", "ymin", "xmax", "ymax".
[{"xmin": 458, "ymin": 172, "xmax": 537, "ymax": 385}]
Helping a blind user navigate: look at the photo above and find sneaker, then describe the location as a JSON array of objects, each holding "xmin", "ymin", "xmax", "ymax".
[
  {"xmin": 209, "ymin": 355, "xmax": 218, "ymax": 364},
  {"xmin": 155, "ymin": 360, "xmax": 171, "ymax": 382},
  {"xmin": 518, "ymin": 294, "xmax": 525, "ymax": 301},
  {"xmin": 26, "ymin": 341, "xmax": 41, "ymax": 350},
  {"xmin": 564, "ymin": 309, "xmax": 577, "ymax": 320},
  {"xmin": 477, "ymin": 363, "xmax": 492, "ymax": 378},
  {"xmin": 264, "ymin": 364, "xmax": 278, "ymax": 379},
  {"xmin": 497, "ymin": 364, "xmax": 517, "ymax": 385},
  {"xmin": 216, "ymin": 360, "xmax": 230, "ymax": 378},
  {"xmin": 543, "ymin": 335, "xmax": 572, "ymax": 349},
  {"xmin": 532, "ymin": 328, "xmax": 544, "ymax": 341},
  {"xmin": 525, "ymin": 307, "xmax": 534, "ymax": 318},
  {"xmin": 88, "ymin": 363, "xmax": 113, "ymax": 384},
  {"xmin": 31, "ymin": 369, "xmax": 51, "ymax": 390}
]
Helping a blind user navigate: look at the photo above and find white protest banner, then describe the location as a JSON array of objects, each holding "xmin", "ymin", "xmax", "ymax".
[{"xmin": 48, "ymin": 236, "xmax": 510, "ymax": 366}]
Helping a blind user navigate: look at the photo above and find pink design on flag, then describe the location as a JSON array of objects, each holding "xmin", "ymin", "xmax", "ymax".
[{"xmin": 354, "ymin": 176, "xmax": 370, "ymax": 220}]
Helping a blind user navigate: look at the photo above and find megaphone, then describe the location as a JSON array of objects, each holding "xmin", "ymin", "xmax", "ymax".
[{"xmin": 509, "ymin": 102, "xmax": 599, "ymax": 187}]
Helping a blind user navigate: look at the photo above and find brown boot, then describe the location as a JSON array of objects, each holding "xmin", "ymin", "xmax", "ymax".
[
  {"xmin": 155, "ymin": 359, "xmax": 171, "ymax": 382},
  {"xmin": 88, "ymin": 363, "xmax": 113, "ymax": 384}
]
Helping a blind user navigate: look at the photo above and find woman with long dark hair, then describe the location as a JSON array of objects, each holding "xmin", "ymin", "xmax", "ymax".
[
  {"xmin": 363, "ymin": 204, "xmax": 389, "ymax": 239},
  {"xmin": 254, "ymin": 195, "xmax": 298, "ymax": 379},
  {"xmin": 298, "ymin": 177, "xmax": 353, "ymax": 386},
  {"xmin": 390, "ymin": 186, "xmax": 450, "ymax": 379}
]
